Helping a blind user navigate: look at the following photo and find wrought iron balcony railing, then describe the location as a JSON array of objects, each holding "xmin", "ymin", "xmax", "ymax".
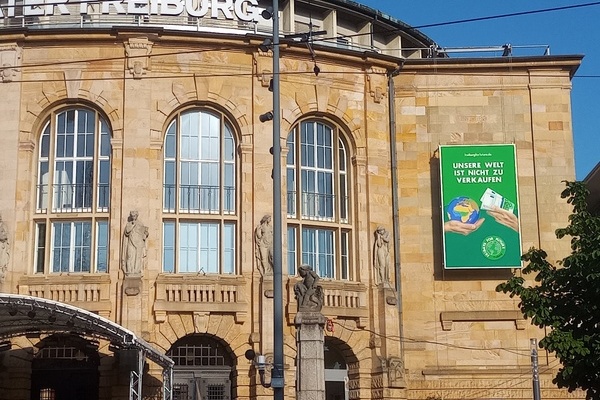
[{"xmin": 164, "ymin": 184, "xmax": 235, "ymax": 214}]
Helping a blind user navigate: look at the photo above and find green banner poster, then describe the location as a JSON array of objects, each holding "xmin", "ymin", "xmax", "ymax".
[{"xmin": 439, "ymin": 144, "xmax": 522, "ymax": 269}]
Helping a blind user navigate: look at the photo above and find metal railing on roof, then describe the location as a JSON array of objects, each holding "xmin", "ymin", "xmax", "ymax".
[{"xmin": 429, "ymin": 43, "xmax": 551, "ymax": 58}]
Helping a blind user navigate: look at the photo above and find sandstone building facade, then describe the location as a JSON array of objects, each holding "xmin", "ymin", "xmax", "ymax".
[{"xmin": 0, "ymin": 0, "xmax": 584, "ymax": 399}]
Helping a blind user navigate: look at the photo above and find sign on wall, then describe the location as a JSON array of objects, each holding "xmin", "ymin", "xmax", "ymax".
[
  {"xmin": 0, "ymin": 0, "xmax": 264, "ymax": 21},
  {"xmin": 439, "ymin": 144, "xmax": 522, "ymax": 269}
]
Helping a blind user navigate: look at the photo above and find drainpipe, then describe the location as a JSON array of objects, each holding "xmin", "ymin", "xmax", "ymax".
[{"xmin": 388, "ymin": 63, "xmax": 404, "ymax": 357}]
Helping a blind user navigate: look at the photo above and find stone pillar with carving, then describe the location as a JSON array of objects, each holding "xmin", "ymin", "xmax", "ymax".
[
  {"xmin": 372, "ymin": 226, "xmax": 407, "ymax": 396},
  {"xmin": 295, "ymin": 311, "xmax": 326, "ymax": 400},
  {"xmin": 121, "ymin": 210, "xmax": 148, "ymax": 293},
  {"xmin": 120, "ymin": 210, "xmax": 147, "ymax": 334},
  {"xmin": 255, "ymin": 214, "xmax": 275, "ymax": 382},
  {"xmin": 294, "ymin": 264, "xmax": 326, "ymax": 400}
]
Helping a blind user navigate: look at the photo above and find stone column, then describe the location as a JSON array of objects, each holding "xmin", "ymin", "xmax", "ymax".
[{"xmin": 294, "ymin": 311, "xmax": 326, "ymax": 400}]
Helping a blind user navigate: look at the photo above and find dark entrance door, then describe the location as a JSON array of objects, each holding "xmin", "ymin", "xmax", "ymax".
[
  {"xmin": 30, "ymin": 336, "xmax": 99, "ymax": 400},
  {"xmin": 31, "ymin": 367, "xmax": 98, "ymax": 400}
]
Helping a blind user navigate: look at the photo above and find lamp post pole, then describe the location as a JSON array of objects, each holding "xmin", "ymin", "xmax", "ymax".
[
  {"xmin": 531, "ymin": 338, "xmax": 541, "ymax": 400},
  {"xmin": 271, "ymin": 1, "xmax": 285, "ymax": 399}
]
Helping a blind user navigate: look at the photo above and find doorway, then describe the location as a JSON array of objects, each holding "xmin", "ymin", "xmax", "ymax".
[
  {"xmin": 324, "ymin": 338, "xmax": 349, "ymax": 400},
  {"xmin": 168, "ymin": 334, "xmax": 235, "ymax": 400},
  {"xmin": 30, "ymin": 335, "xmax": 99, "ymax": 400}
]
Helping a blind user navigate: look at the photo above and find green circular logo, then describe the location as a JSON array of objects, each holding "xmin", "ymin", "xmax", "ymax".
[{"xmin": 481, "ymin": 236, "xmax": 506, "ymax": 260}]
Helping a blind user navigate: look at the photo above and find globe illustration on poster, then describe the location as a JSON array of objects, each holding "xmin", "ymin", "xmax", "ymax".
[{"xmin": 446, "ymin": 197, "xmax": 480, "ymax": 224}]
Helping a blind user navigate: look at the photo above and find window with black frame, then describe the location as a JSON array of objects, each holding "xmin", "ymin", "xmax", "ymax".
[
  {"xmin": 162, "ymin": 108, "xmax": 237, "ymax": 274},
  {"xmin": 286, "ymin": 119, "xmax": 352, "ymax": 280},
  {"xmin": 34, "ymin": 107, "xmax": 111, "ymax": 274}
]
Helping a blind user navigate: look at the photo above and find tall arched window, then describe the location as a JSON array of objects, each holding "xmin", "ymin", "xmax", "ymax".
[
  {"xmin": 286, "ymin": 119, "xmax": 352, "ymax": 280},
  {"xmin": 162, "ymin": 108, "xmax": 237, "ymax": 274},
  {"xmin": 34, "ymin": 107, "xmax": 111, "ymax": 274}
]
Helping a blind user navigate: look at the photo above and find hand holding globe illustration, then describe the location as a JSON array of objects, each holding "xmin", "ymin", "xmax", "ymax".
[{"xmin": 444, "ymin": 197, "xmax": 485, "ymax": 236}]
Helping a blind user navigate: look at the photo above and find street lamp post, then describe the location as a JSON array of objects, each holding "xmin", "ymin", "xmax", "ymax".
[{"xmin": 270, "ymin": 1, "xmax": 285, "ymax": 399}]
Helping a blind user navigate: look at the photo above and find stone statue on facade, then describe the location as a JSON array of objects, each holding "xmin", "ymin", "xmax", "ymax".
[
  {"xmin": 254, "ymin": 214, "xmax": 273, "ymax": 276},
  {"xmin": 294, "ymin": 264, "xmax": 324, "ymax": 312},
  {"xmin": 0, "ymin": 214, "xmax": 9, "ymax": 283},
  {"xmin": 122, "ymin": 211, "xmax": 148, "ymax": 276},
  {"xmin": 374, "ymin": 226, "xmax": 391, "ymax": 286}
]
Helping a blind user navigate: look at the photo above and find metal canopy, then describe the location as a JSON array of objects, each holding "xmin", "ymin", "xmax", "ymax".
[{"xmin": 0, "ymin": 293, "xmax": 173, "ymax": 369}]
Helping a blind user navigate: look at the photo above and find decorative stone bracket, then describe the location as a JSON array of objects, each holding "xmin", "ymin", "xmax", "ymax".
[
  {"xmin": 257, "ymin": 69, "xmax": 272, "ymax": 88},
  {"xmin": 124, "ymin": 37, "xmax": 153, "ymax": 79},
  {"xmin": 0, "ymin": 43, "xmax": 21, "ymax": 83},
  {"xmin": 440, "ymin": 310, "xmax": 527, "ymax": 331},
  {"xmin": 366, "ymin": 72, "xmax": 386, "ymax": 104}
]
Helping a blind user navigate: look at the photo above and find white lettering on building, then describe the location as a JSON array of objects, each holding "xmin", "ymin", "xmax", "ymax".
[{"xmin": 0, "ymin": 0, "xmax": 261, "ymax": 21}]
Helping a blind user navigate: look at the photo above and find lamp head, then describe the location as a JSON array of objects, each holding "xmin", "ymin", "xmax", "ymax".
[
  {"xmin": 258, "ymin": 38, "xmax": 272, "ymax": 53},
  {"xmin": 261, "ymin": 6, "xmax": 273, "ymax": 20},
  {"xmin": 259, "ymin": 111, "xmax": 274, "ymax": 123},
  {"xmin": 244, "ymin": 349, "xmax": 256, "ymax": 361},
  {"xmin": 313, "ymin": 64, "xmax": 320, "ymax": 76}
]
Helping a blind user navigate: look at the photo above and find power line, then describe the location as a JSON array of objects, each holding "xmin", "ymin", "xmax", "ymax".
[
  {"xmin": 330, "ymin": 320, "xmax": 532, "ymax": 356},
  {"xmin": 0, "ymin": 4, "xmax": 594, "ymax": 79},
  {"xmin": 0, "ymin": 2, "xmax": 595, "ymax": 74},
  {"xmin": 307, "ymin": 2, "xmax": 600, "ymax": 46},
  {"xmin": 412, "ymin": 2, "xmax": 600, "ymax": 29},
  {"xmin": 2, "ymin": 1, "xmax": 598, "ymax": 51},
  {"xmin": 329, "ymin": 320, "xmax": 569, "ymax": 400},
  {"xmin": 3, "ymin": 68, "xmax": 593, "ymax": 85}
]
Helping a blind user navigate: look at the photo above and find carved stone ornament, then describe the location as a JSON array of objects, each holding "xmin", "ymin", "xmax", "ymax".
[
  {"xmin": 373, "ymin": 226, "xmax": 391, "ymax": 286},
  {"xmin": 294, "ymin": 264, "xmax": 324, "ymax": 312},
  {"xmin": 124, "ymin": 38, "xmax": 153, "ymax": 78},
  {"xmin": 0, "ymin": 44, "xmax": 21, "ymax": 83},
  {"xmin": 121, "ymin": 210, "xmax": 148, "ymax": 277},
  {"xmin": 254, "ymin": 214, "xmax": 273, "ymax": 276},
  {"xmin": 369, "ymin": 333, "xmax": 381, "ymax": 349},
  {"xmin": 0, "ymin": 214, "xmax": 10, "ymax": 283},
  {"xmin": 387, "ymin": 357, "xmax": 406, "ymax": 388}
]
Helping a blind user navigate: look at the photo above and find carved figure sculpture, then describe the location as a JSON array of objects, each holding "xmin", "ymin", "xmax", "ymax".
[
  {"xmin": 122, "ymin": 211, "xmax": 148, "ymax": 276},
  {"xmin": 0, "ymin": 214, "xmax": 9, "ymax": 283},
  {"xmin": 374, "ymin": 226, "xmax": 391, "ymax": 286},
  {"xmin": 254, "ymin": 214, "xmax": 273, "ymax": 276},
  {"xmin": 294, "ymin": 264, "xmax": 324, "ymax": 311}
]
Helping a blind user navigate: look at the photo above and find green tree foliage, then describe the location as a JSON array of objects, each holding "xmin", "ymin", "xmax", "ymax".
[{"xmin": 497, "ymin": 181, "xmax": 600, "ymax": 399}]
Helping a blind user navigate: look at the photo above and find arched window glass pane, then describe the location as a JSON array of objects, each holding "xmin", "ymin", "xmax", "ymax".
[
  {"xmin": 287, "ymin": 119, "xmax": 352, "ymax": 280},
  {"xmin": 162, "ymin": 109, "xmax": 237, "ymax": 274},
  {"xmin": 36, "ymin": 107, "xmax": 111, "ymax": 274}
]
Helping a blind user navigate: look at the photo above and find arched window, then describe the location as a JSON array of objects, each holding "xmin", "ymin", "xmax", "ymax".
[
  {"xmin": 167, "ymin": 334, "xmax": 235, "ymax": 400},
  {"xmin": 34, "ymin": 107, "xmax": 111, "ymax": 274},
  {"xmin": 162, "ymin": 108, "xmax": 237, "ymax": 274},
  {"xmin": 286, "ymin": 119, "xmax": 351, "ymax": 280}
]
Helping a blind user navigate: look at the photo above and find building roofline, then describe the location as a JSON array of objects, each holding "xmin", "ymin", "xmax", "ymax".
[
  {"xmin": 402, "ymin": 54, "xmax": 583, "ymax": 77},
  {"xmin": 584, "ymin": 162, "xmax": 600, "ymax": 183}
]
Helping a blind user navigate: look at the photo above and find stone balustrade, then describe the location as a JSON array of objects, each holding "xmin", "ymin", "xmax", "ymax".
[
  {"xmin": 154, "ymin": 274, "xmax": 248, "ymax": 323},
  {"xmin": 17, "ymin": 275, "xmax": 112, "ymax": 317}
]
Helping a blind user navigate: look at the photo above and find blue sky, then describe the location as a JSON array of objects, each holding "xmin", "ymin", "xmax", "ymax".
[{"xmin": 358, "ymin": 0, "xmax": 599, "ymax": 180}]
